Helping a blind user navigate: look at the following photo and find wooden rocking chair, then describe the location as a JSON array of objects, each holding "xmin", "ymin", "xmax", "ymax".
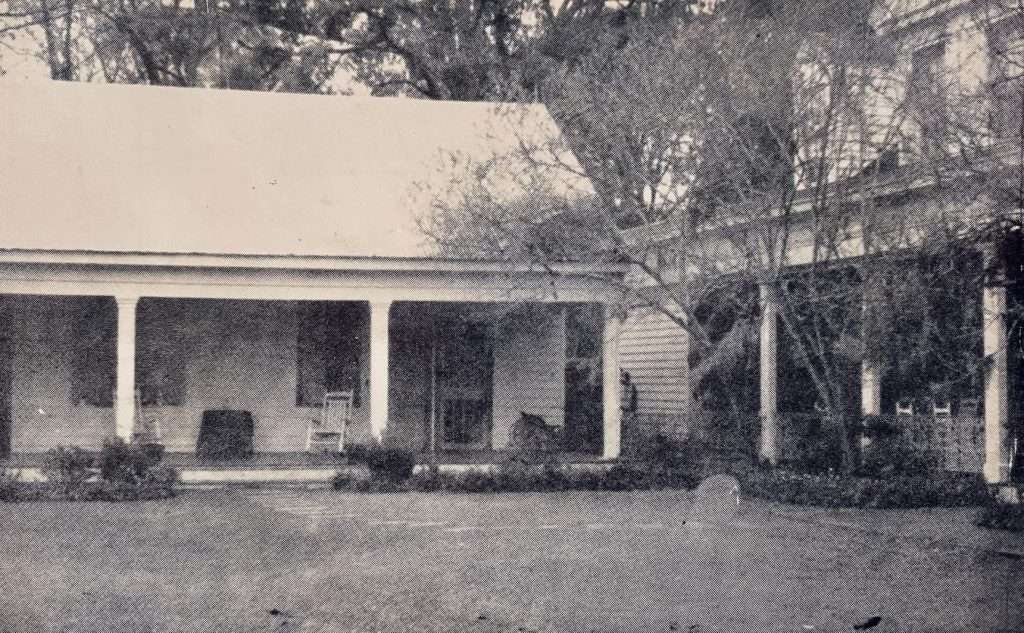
[
  {"xmin": 305, "ymin": 390, "xmax": 353, "ymax": 453},
  {"xmin": 895, "ymin": 399, "xmax": 915, "ymax": 416}
]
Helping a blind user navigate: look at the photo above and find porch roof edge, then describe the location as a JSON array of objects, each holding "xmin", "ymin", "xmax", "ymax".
[{"xmin": 0, "ymin": 248, "xmax": 627, "ymax": 278}]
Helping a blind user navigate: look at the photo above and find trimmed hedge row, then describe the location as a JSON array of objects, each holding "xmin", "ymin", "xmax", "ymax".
[
  {"xmin": 332, "ymin": 458, "xmax": 993, "ymax": 511},
  {"xmin": 333, "ymin": 460, "xmax": 698, "ymax": 494},
  {"xmin": 738, "ymin": 466, "xmax": 989, "ymax": 509},
  {"xmin": 334, "ymin": 441, "xmax": 995, "ymax": 510}
]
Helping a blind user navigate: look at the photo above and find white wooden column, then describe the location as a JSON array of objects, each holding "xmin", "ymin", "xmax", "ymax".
[
  {"xmin": 759, "ymin": 283, "xmax": 779, "ymax": 465},
  {"xmin": 602, "ymin": 305, "xmax": 622, "ymax": 460},
  {"xmin": 114, "ymin": 295, "xmax": 139, "ymax": 441},
  {"xmin": 859, "ymin": 361, "xmax": 881, "ymax": 453},
  {"xmin": 861, "ymin": 287, "xmax": 882, "ymax": 417},
  {"xmin": 369, "ymin": 299, "xmax": 392, "ymax": 443},
  {"xmin": 983, "ymin": 274, "xmax": 1009, "ymax": 484},
  {"xmin": 861, "ymin": 364, "xmax": 881, "ymax": 416}
]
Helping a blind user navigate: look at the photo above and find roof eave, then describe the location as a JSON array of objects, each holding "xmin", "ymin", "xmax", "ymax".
[{"xmin": 0, "ymin": 248, "xmax": 627, "ymax": 277}]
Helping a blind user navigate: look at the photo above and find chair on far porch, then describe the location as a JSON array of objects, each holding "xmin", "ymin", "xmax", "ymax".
[{"xmin": 306, "ymin": 390, "xmax": 353, "ymax": 453}]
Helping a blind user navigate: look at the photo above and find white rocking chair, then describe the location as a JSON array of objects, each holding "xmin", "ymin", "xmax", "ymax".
[
  {"xmin": 895, "ymin": 399, "xmax": 914, "ymax": 416},
  {"xmin": 305, "ymin": 390, "xmax": 353, "ymax": 453}
]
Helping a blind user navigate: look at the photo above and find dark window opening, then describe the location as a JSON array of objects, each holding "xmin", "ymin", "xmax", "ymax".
[
  {"xmin": 136, "ymin": 300, "xmax": 187, "ymax": 407},
  {"xmin": 296, "ymin": 302, "xmax": 364, "ymax": 408},
  {"xmin": 71, "ymin": 297, "xmax": 115, "ymax": 408}
]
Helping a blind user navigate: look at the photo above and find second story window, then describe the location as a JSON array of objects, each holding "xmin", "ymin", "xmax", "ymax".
[
  {"xmin": 989, "ymin": 13, "xmax": 1024, "ymax": 142},
  {"xmin": 909, "ymin": 40, "xmax": 948, "ymax": 160}
]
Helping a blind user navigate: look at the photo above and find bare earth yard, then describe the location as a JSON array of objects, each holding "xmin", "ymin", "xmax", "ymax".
[{"xmin": 1, "ymin": 488, "xmax": 1022, "ymax": 633}]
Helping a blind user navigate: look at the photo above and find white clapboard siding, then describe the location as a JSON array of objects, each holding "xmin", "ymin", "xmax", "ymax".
[{"xmin": 619, "ymin": 309, "xmax": 689, "ymax": 415}]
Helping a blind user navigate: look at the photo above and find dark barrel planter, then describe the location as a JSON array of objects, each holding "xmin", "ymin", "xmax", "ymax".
[{"xmin": 196, "ymin": 410, "xmax": 255, "ymax": 461}]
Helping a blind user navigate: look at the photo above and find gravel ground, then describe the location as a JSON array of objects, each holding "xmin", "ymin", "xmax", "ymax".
[{"xmin": 0, "ymin": 487, "xmax": 1021, "ymax": 633}]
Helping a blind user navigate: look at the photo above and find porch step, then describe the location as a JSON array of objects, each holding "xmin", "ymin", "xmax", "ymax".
[
  {"xmin": 306, "ymin": 433, "xmax": 343, "ymax": 453},
  {"xmin": 2, "ymin": 464, "xmax": 347, "ymax": 488},
  {"xmin": 178, "ymin": 465, "xmax": 349, "ymax": 487}
]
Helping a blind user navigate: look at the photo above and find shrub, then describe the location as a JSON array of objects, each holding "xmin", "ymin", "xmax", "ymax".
[
  {"xmin": 492, "ymin": 460, "xmax": 533, "ymax": 492},
  {"xmin": 20, "ymin": 441, "xmax": 177, "ymax": 503},
  {"xmin": 333, "ymin": 460, "xmax": 698, "ymax": 495},
  {"xmin": 98, "ymin": 437, "xmax": 166, "ymax": 484},
  {"xmin": 439, "ymin": 469, "xmax": 502, "ymax": 493},
  {"xmin": 622, "ymin": 430, "xmax": 707, "ymax": 488},
  {"xmin": 356, "ymin": 445, "xmax": 417, "ymax": 482},
  {"xmin": 332, "ymin": 464, "xmax": 412, "ymax": 492},
  {"xmin": 599, "ymin": 463, "xmax": 653, "ymax": 491},
  {"xmin": 133, "ymin": 466, "xmax": 178, "ymax": 500},
  {"xmin": 99, "ymin": 438, "xmax": 139, "ymax": 482},
  {"xmin": 856, "ymin": 421, "xmax": 933, "ymax": 478},
  {"xmin": 42, "ymin": 446, "xmax": 95, "ymax": 492},
  {"xmin": 331, "ymin": 469, "xmax": 358, "ymax": 490},
  {"xmin": 0, "ymin": 467, "xmax": 24, "ymax": 502},
  {"xmin": 635, "ymin": 433, "xmax": 686, "ymax": 471},
  {"xmin": 50, "ymin": 464, "xmax": 178, "ymax": 502},
  {"xmin": 100, "ymin": 437, "xmax": 166, "ymax": 482},
  {"xmin": 975, "ymin": 498, "xmax": 1024, "ymax": 532},
  {"xmin": 739, "ymin": 465, "xmax": 988, "ymax": 509}
]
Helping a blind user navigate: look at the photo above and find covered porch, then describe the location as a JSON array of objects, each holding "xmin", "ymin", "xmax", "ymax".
[{"xmin": 0, "ymin": 252, "xmax": 626, "ymax": 477}]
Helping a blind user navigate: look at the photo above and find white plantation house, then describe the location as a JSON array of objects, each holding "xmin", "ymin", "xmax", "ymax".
[
  {"xmin": 616, "ymin": 0, "xmax": 1023, "ymax": 486},
  {"xmin": 1, "ymin": 0, "xmax": 1021, "ymax": 491},
  {"xmin": 0, "ymin": 80, "xmax": 625, "ymax": 480}
]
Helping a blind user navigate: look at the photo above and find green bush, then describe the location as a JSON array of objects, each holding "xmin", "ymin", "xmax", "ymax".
[
  {"xmin": 332, "ymin": 460, "xmax": 699, "ymax": 494},
  {"xmin": 623, "ymin": 430, "xmax": 707, "ymax": 488},
  {"xmin": 332, "ymin": 469, "xmax": 383, "ymax": 492},
  {"xmin": 0, "ymin": 467, "xmax": 24, "ymax": 502},
  {"xmin": 131, "ymin": 466, "xmax": 178, "ymax": 500},
  {"xmin": 434, "ymin": 469, "xmax": 502, "ymax": 493},
  {"xmin": 42, "ymin": 446, "xmax": 95, "ymax": 492},
  {"xmin": 350, "ymin": 444, "xmax": 417, "ymax": 482},
  {"xmin": 4, "ymin": 441, "xmax": 177, "ymax": 503},
  {"xmin": 856, "ymin": 420, "xmax": 933, "ymax": 478},
  {"xmin": 975, "ymin": 498, "xmax": 1024, "ymax": 532},
  {"xmin": 739, "ymin": 465, "xmax": 988, "ymax": 509},
  {"xmin": 98, "ymin": 437, "xmax": 164, "ymax": 483},
  {"xmin": 599, "ymin": 463, "xmax": 654, "ymax": 491}
]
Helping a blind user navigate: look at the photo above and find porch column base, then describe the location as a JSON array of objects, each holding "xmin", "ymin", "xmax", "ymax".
[
  {"xmin": 759, "ymin": 283, "xmax": 779, "ymax": 465},
  {"xmin": 369, "ymin": 300, "xmax": 392, "ymax": 443},
  {"xmin": 115, "ymin": 295, "xmax": 139, "ymax": 442},
  {"xmin": 602, "ymin": 305, "xmax": 622, "ymax": 460}
]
